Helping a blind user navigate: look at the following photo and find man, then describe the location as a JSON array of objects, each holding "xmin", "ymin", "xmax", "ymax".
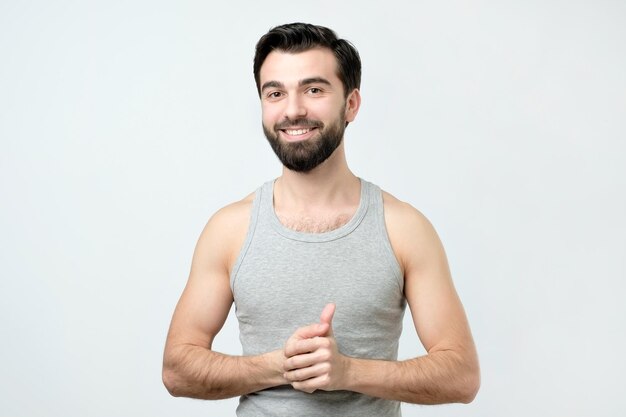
[{"xmin": 162, "ymin": 23, "xmax": 480, "ymax": 416}]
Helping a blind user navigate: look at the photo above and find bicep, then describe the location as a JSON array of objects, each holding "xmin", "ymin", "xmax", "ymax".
[
  {"xmin": 386, "ymin": 200, "xmax": 473, "ymax": 353},
  {"xmin": 166, "ymin": 263, "xmax": 233, "ymax": 350},
  {"xmin": 404, "ymin": 233, "xmax": 471, "ymax": 353},
  {"xmin": 165, "ymin": 204, "xmax": 249, "ymax": 351}
]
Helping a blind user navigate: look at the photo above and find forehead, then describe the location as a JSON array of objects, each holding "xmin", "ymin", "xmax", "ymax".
[{"xmin": 259, "ymin": 48, "xmax": 340, "ymax": 86}]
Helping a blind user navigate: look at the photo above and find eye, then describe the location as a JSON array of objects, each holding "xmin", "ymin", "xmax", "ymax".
[
  {"xmin": 307, "ymin": 87, "xmax": 323, "ymax": 95},
  {"xmin": 266, "ymin": 91, "xmax": 283, "ymax": 100}
]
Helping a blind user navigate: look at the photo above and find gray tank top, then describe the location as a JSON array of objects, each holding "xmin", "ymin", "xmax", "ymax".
[{"xmin": 230, "ymin": 178, "xmax": 406, "ymax": 417}]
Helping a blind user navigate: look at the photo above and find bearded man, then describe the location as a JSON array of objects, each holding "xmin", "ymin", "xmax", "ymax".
[{"xmin": 162, "ymin": 22, "xmax": 480, "ymax": 416}]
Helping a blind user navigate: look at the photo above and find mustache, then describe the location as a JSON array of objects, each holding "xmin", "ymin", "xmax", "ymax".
[{"xmin": 274, "ymin": 118, "xmax": 324, "ymax": 131}]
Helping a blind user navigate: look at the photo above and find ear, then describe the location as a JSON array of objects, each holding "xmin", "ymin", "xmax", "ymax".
[{"xmin": 344, "ymin": 88, "xmax": 361, "ymax": 123}]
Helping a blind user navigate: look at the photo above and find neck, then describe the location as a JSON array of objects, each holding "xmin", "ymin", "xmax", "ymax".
[{"xmin": 274, "ymin": 142, "xmax": 360, "ymax": 210}]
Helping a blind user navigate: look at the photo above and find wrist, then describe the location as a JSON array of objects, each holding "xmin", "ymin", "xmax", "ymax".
[
  {"xmin": 260, "ymin": 349, "xmax": 288, "ymax": 386},
  {"xmin": 341, "ymin": 356, "xmax": 385, "ymax": 393},
  {"xmin": 339, "ymin": 354, "xmax": 357, "ymax": 391}
]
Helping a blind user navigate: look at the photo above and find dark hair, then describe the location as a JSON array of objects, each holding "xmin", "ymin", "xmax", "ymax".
[{"xmin": 253, "ymin": 23, "xmax": 361, "ymax": 98}]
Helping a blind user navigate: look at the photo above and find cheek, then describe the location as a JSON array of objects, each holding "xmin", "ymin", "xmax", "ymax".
[
  {"xmin": 261, "ymin": 104, "xmax": 281, "ymax": 125},
  {"xmin": 303, "ymin": 103, "xmax": 330, "ymax": 121}
]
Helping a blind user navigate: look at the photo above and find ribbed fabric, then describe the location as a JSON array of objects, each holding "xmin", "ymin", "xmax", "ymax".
[{"xmin": 230, "ymin": 178, "xmax": 405, "ymax": 417}]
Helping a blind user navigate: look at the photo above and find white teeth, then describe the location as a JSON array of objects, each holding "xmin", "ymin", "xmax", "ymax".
[{"xmin": 285, "ymin": 128, "xmax": 311, "ymax": 136}]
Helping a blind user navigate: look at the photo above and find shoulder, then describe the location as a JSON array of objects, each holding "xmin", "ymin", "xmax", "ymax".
[
  {"xmin": 381, "ymin": 190, "xmax": 446, "ymax": 272},
  {"xmin": 194, "ymin": 191, "xmax": 257, "ymax": 272},
  {"xmin": 208, "ymin": 192, "xmax": 256, "ymax": 231},
  {"xmin": 382, "ymin": 190, "xmax": 436, "ymax": 239}
]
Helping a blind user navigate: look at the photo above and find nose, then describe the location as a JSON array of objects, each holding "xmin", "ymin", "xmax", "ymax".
[{"xmin": 284, "ymin": 94, "xmax": 307, "ymax": 121}]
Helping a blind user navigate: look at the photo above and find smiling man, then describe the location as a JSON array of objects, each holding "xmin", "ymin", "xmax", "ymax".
[
  {"xmin": 260, "ymin": 48, "xmax": 355, "ymax": 173},
  {"xmin": 162, "ymin": 23, "xmax": 480, "ymax": 416}
]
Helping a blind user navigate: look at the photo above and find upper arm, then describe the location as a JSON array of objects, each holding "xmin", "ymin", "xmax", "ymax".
[
  {"xmin": 383, "ymin": 193, "xmax": 476, "ymax": 356},
  {"xmin": 164, "ymin": 196, "xmax": 253, "ymax": 351}
]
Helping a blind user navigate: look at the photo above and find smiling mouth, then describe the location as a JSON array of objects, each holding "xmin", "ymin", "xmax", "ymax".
[
  {"xmin": 283, "ymin": 128, "xmax": 315, "ymax": 136},
  {"xmin": 278, "ymin": 126, "xmax": 320, "ymax": 142}
]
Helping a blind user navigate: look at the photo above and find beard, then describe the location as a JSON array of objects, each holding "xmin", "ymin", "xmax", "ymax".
[{"xmin": 263, "ymin": 111, "xmax": 346, "ymax": 173}]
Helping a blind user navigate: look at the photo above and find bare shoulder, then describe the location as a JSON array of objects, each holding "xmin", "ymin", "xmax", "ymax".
[
  {"xmin": 382, "ymin": 190, "xmax": 438, "ymax": 241},
  {"xmin": 207, "ymin": 192, "xmax": 255, "ymax": 230},
  {"xmin": 381, "ymin": 190, "xmax": 446, "ymax": 272},
  {"xmin": 193, "ymin": 191, "xmax": 256, "ymax": 273}
]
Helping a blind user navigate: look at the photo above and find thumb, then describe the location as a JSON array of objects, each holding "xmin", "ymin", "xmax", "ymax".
[
  {"xmin": 291, "ymin": 322, "xmax": 329, "ymax": 341},
  {"xmin": 319, "ymin": 303, "xmax": 336, "ymax": 336}
]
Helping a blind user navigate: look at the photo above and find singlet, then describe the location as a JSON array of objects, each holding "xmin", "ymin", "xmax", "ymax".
[{"xmin": 230, "ymin": 178, "xmax": 406, "ymax": 417}]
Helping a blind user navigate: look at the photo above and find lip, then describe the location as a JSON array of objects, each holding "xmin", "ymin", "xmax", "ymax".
[{"xmin": 279, "ymin": 127, "xmax": 319, "ymax": 142}]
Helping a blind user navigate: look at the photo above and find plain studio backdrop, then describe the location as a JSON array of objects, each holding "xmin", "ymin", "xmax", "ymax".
[{"xmin": 1, "ymin": 1, "xmax": 624, "ymax": 416}]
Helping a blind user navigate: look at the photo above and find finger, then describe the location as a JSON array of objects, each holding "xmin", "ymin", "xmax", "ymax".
[
  {"xmin": 295, "ymin": 385, "xmax": 316, "ymax": 394},
  {"xmin": 284, "ymin": 362, "xmax": 330, "ymax": 383},
  {"xmin": 284, "ymin": 324, "xmax": 329, "ymax": 358},
  {"xmin": 284, "ymin": 336, "xmax": 331, "ymax": 359},
  {"xmin": 319, "ymin": 303, "xmax": 335, "ymax": 335},
  {"xmin": 319, "ymin": 303, "xmax": 335, "ymax": 325},
  {"xmin": 292, "ymin": 374, "xmax": 332, "ymax": 393},
  {"xmin": 284, "ymin": 344, "xmax": 332, "ymax": 371},
  {"xmin": 290, "ymin": 322, "xmax": 329, "ymax": 341}
]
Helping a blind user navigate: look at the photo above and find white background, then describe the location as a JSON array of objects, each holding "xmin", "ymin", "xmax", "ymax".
[{"xmin": 1, "ymin": 1, "xmax": 625, "ymax": 415}]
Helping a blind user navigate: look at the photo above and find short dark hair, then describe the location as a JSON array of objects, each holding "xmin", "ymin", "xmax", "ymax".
[{"xmin": 253, "ymin": 23, "xmax": 361, "ymax": 98}]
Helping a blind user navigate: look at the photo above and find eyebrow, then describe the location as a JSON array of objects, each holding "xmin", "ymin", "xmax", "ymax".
[
  {"xmin": 260, "ymin": 77, "xmax": 332, "ymax": 93},
  {"xmin": 299, "ymin": 77, "xmax": 331, "ymax": 87},
  {"xmin": 261, "ymin": 80, "xmax": 283, "ymax": 92}
]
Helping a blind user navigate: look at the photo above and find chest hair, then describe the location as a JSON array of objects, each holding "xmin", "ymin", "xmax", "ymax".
[{"xmin": 277, "ymin": 212, "xmax": 353, "ymax": 233}]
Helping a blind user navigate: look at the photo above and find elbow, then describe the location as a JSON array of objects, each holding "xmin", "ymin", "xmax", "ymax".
[
  {"xmin": 162, "ymin": 345, "xmax": 184, "ymax": 397},
  {"xmin": 162, "ymin": 354, "xmax": 194, "ymax": 398},
  {"xmin": 162, "ymin": 345, "xmax": 200, "ymax": 398},
  {"xmin": 162, "ymin": 366, "xmax": 184, "ymax": 397},
  {"xmin": 458, "ymin": 362, "xmax": 481, "ymax": 404}
]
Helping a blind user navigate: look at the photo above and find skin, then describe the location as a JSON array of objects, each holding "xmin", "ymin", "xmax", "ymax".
[{"xmin": 162, "ymin": 48, "xmax": 480, "ymax": 404}]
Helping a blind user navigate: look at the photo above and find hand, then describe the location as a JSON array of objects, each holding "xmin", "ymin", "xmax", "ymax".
[{"xmin": 283, "ymin": 303, "xmax": 349, "ymax": 393}]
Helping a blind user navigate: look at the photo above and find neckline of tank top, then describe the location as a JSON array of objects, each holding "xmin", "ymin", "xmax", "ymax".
[{"xmin": 266, "ymin": 177, "xmax": 370, "ymax": 243}]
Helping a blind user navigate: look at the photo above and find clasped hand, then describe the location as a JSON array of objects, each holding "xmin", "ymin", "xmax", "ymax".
[{"xmin": 282, "ymin": 303, "xmax": 349, "ymax": 393}]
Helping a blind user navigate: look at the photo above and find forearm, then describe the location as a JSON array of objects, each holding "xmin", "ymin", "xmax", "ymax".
[
  {"xmin": 345, "ymin": 350, "xmax": 480, "ymax": 404},
  {"xmin": 162, "ymin": 344, "xmax": 286, "ymax": 400}
]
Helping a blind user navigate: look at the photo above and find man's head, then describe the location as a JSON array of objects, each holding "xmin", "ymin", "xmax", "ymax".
[
  {"xmin": 254, "ymin": 23, "xmax": 361, "ymax": 99},
  {"xmin": 254, "ymin": 23, "xmax": 362, "ymax": 172}
]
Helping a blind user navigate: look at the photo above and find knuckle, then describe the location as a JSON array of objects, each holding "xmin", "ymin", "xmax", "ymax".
[{"xmin": 284, "ymin": 345, "xmax": 294, "ymax": 357}]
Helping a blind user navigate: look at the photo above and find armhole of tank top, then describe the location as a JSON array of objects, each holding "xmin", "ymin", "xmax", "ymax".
[
  {"xmin": 375, "ymin": 187, "xmax": 404, "ymax": 293},
  {"xmin": 229, "ymin": 187, "xmax": 263, "ymax": 292}
]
